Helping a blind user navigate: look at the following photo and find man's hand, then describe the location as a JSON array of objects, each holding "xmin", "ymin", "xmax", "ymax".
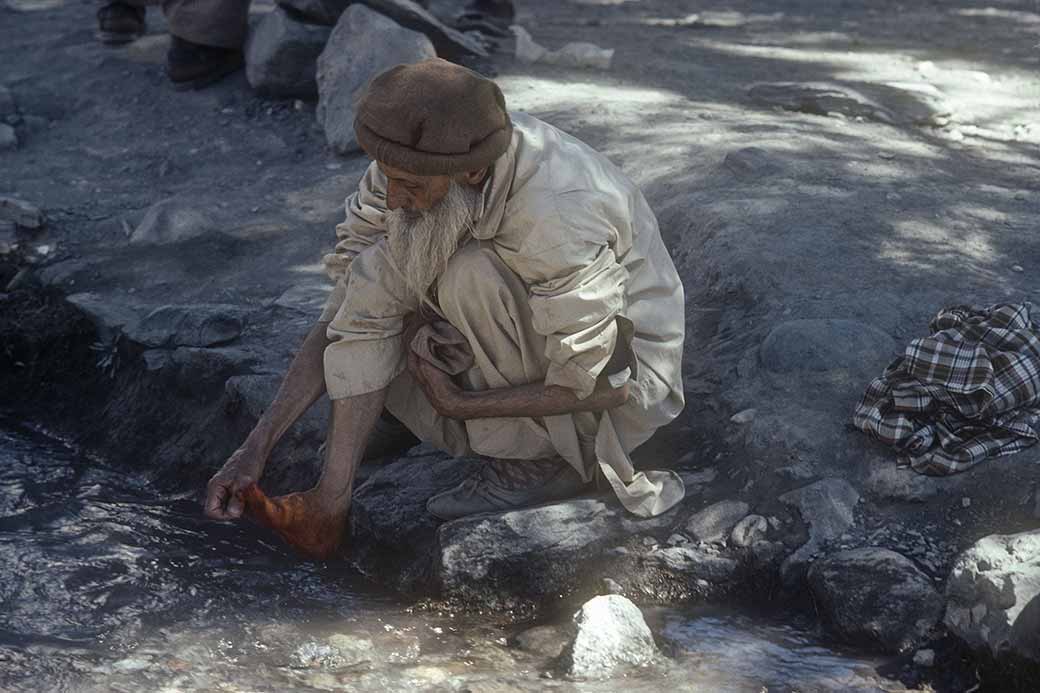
[
  {"xmin": 408, "ymin": 349, "xmax": 464, "ymax": 418},
  {"xmin": 205, "ymin": 444, "xmax": 267, "ymax": 520}
]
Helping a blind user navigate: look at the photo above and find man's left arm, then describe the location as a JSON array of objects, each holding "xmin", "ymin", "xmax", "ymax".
[{"xmin": 412, "ymin": 238, "xmax": 634, "ymax": 419}]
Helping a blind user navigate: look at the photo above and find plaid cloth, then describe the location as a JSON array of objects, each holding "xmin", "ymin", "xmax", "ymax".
[{"xmin": 852, "ymin": 303, "xmax": 1040, "ymax": 475}]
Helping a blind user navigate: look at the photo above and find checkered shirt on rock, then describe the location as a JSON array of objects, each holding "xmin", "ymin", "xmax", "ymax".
[{"xmin": 852, "ymin": 303, "xmax": 1040, "ymax": 475}]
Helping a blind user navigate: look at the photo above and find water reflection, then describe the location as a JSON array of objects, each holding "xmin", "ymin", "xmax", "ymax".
[{"xmin": 0, "ymin": 420, "xmax": 902, "ymax": 692}]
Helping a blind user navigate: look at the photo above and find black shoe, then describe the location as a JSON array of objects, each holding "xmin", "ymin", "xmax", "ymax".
[
  {"xmin": 455, "ymin": 0, "xmax": 515, "ymax": 37},
  {"xmin": 96, "ymin": 2, "xmax": 146, "ymax": 45},
  {"xmin": 166, "ymin": 35, "xmax": 243, "ymax": 91}
]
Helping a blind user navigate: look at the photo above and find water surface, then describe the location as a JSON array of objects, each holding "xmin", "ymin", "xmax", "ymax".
[{"xmin": 0, "ymin": 419, "xmax": 907, "ymax": 692}]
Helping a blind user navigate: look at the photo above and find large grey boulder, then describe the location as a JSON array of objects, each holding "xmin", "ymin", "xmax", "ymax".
[
  {"xmin": 682, "ymin": 499, "xmax": 750, "ymax": 544},
  {"xmin": 563, "ymin": 595, "xmax": 656, "ymax": 680},
  {"xmin": 778, "ymin": 478, "xmax": 860, "ymax": 584},
  {"xmin": 808, "ymin": 548, "xmax": 943, "ymax": 654},
  {"xmin": 316, "ymin": 5, "xmax": 435, "ymax": 155},
  {"xmin": 435, "ymin": 498, "xmax": 676, "ymax": 606},
  {"xmin": 277, "ymin": 0, "xmax": 350, "ymax": 25},
  {"xmin": 130, "ymin": 198, "xmax": 218, "ymax": 245},
  {"xmin": 246, "ymin": 6, "xmax": 332, "ymax": 99},
  {"xmin": 945, "ymin": 530, "xmax": 1040, "ymax": 665}
]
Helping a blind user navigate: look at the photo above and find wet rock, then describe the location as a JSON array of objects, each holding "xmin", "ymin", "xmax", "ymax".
[
  {"xmin": 130, "ymin": 198, "xmax": 218, "ymax": 245},
  {"xmin": 913, "ymin": 649, "xmax": 935, "ymax": 667},
  {"xmin": 277, "ymin": 0, "xmax": 349, "ymax": 25},
  {"xmin": 643, "ymin": 545, "xmax": 739, "ymax": 582},
  {"xmin": 682, "ymin": 500, "xmax": 749, "ymax": 543},
  {"xmin": 749, "ymin": 82, "xmax": 893, "ymax": 123},
  {"xmin": 360, "ymin": 0, "xmax": 488, "ymax": 58},
  {"xmin": 134, "ymin": 304, "xmax": 245, "ymax": 347},
  {"xmin": 760, "ymin": 319, "xmax": 896, "ymax": 375},
  {"xmin": 808, "ymin": 548, "xmax": 943, "ymax": 654},
  {"xmin": 944, "ymin": 529, "xmax": 1040, "ymax": 665},
  {"xmin": 350, "ymin": 452, "xmax": 482, "ymax": 592},
  {"xmin": 435, "ymin": 498, "xmax": 676, "ymax": 606},
  {"xmin": 778, "ymin": 478, "xmax": 860, "ymax": 585},
  {"xmin": 730, "ymin": 514, "xmax": 768, "ymax": 548},
  {"xmin": 0, "ymin": 123, "xmax": 16, "ymax": 151},
  {"xmin": 562, "ymin": 595, "xmax": 656, "ymax": 680},
  {"xmin": 0, "ymin": 196, "xmax": 43, "ymax": 228},
  {"xmin": 316, "ymin": 5, "xmax": 435, "ymax": 155},
  {"xmin": 246, "ymin": 6, "xmax": 332, "ymax": 99},
  {"xmin": 66, "ymin": 292, "xmax": 144, "ymax": 334},
  {"xmin": 513, "ymin": 624, "xmax": 570, "ymax": 658},
  {"xmin": 722, "ymin": 147, "xmax": 784, "ymax": 179}
]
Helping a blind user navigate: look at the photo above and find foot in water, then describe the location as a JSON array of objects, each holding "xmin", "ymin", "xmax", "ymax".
[{"xmin": 239, "ymin": 484, "xmax": 346, "ymax": 560}]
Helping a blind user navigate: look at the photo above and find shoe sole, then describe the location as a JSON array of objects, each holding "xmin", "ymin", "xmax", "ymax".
[
  {"xmin": 96, "ymin": 30, "xmax": 144, "ymax": 45},
  {"xmin": 170, "ymin": 57, "xmax": 243, "ymax": 91}
]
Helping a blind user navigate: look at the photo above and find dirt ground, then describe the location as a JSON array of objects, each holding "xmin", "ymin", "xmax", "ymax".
[{"xmin": 2, "ymin": 0, "xmax": 1040, "ymax": 685}]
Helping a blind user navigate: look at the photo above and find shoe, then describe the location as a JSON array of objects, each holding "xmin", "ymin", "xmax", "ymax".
[
  {"xmin": 455, "ymin": 0, "xmax": 515, "ymax": 37},
  {"xmin": 166, "ymin": 35, "xmax": 243, "ymax": 91},
  {"xmin": 426, "ymin": 457, "xmax": 588, "ymax": 521},
  {"xmin": 96, "ymin": 2, "xmax": 145, "ymax": 45}
]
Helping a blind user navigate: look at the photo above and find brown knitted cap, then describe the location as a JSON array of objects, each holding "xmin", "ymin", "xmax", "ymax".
[{"xmin": 354, "ymin": 58, "xmax": 512, "ymax": 176}]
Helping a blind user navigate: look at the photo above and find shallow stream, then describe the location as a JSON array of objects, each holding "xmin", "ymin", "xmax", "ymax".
[{"xmin": 0, "ymin": 419, "xmax": 908, "ymax": 692}]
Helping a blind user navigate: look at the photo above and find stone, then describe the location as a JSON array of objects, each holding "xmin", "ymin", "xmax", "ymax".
[
  {"xmin": 779, "ymin": 478, "xmax": 861, "ymax": 584},
  {"xmin": 513, "ymin": 624, "xmax": 570, "ymax": 658},
  {"xmin": 913, "ymin": 649, "xmax": 935, "ymax": 667},
  {"xmin": 435, "ymin": 498, "xmax": 676, "ymax": 606},
  {"xmin": 277, "ymin": 0, "xmax": 349, "ymax": 25},
  {"xmin": 0, "ymin": 123, "xmax": 16, "ymax": 151},
  {"xmin": 130, "ymin": 198, "xmax": 218, "ymax": 245},
  {"xmin": 682, "ymin": 500, "xmax": 750, "ymax": 543},
  {"xmin": 325, "ymin": 634, "xmax": 376, "ymax": 664},
  {"xmin": 359, "ymin": 0, "xmax": 487, "ymax": 58},
  {"xmin": 316, "ymin": 5, "xmax": 435, "ymax": 155},
  {"xmin": 133, "ymin": 304, "xmax": 245, "ymax": 347},
  {"xmin": 563, "ymin": 595, "xmax": 656, "ymax": 680},
  {"xmin": 749, "ymin": 82, "xmax": 894, "ymax": 123},
  {"xmin": 760, "ymin": 319, "xmax": 896, "ymax": 375},
  {"xmin": 643, "ymin": 545, "xmax": 739, "ymax": 582},
  {"xmin": 722, "ymin": 147, "xmax": 784, "ymax": 179},
  {"xmin": 863, "ymin": 461, "xmax": 940, "ymax": 502},
  {"xmin": 944, "ymin": 529, "xmax": 1040, "ymax": 665},
  {"xmin": 0, "ymin": 220, "xmax": 16, "ymax": 254},
  {"xmin": 808, "ymin": 548, "xmax": 943, "ymax": 654},
  {"xmin": 729, "ymin": 408, "xmax": 756, "ymax": 424},
  {"xmin": 730, "ymin": 514, "xmax": 768, "ymax": 548},
  {"xmin": 246, "ymin": 6, "xmax": 332, "ymax": 99},
  {"xmin": 0, "ymin": 196, "xmax": 43, "ymax": 228}
]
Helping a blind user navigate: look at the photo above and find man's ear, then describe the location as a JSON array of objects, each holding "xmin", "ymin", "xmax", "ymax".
[{"xmin": 458, "ymin": 167, "xmax": 489, "ymax": 186}]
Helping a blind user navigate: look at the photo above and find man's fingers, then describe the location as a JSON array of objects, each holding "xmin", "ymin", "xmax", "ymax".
[
  {"xmin": 226, "ymin": 490, "xmax": 244, "ymax": 518},
  {"xmin": 204, "ymin": 481, "xmax": 231, "ymax": 519}
]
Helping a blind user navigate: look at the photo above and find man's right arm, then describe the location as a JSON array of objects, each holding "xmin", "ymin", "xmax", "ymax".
[{"xmin": 204, "ymin": 319, "xmax": 331, "ymax": 519}]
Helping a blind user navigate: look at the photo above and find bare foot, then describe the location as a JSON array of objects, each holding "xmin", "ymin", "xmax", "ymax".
[{"xmin": 239, "ymin": 484, "xmax": 347, "ymax": 560}]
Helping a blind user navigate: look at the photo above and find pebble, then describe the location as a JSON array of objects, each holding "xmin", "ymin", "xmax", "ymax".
[
  {"xmin": 730, "ymin": 408, "xmax": 756, "ymax": 424},
  {"xmin": 913, "ymin": 648, "xmax": 935, "ymax": 667},
  {"xmin": 961, "ymin": 497, "xmax": 971, "ymax": 508},
  {"xmin": 1012, "ymin": 265, "xmax": 1024, "ymax": 273}
]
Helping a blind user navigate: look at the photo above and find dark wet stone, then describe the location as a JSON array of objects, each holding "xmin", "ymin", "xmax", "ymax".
[
  {"xmin": 809, "ymin": 547, "xmax": 942, "ymax": 654},
  {"xmin": 246, "ymin": 6, "xmax": 332, "ymax": 99}
]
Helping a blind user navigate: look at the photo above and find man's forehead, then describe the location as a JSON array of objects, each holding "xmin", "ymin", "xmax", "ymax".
[{"xmin": 377, "ymin": 161, "xmax": 431, "ymax": 182}]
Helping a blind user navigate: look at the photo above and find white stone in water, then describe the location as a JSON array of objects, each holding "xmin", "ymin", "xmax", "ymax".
[{"xmin": 565, "ymin": 595, "xmax": 656, "ymax": 679}]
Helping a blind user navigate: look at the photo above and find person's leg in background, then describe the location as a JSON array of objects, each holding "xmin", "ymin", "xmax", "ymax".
[{"xmin": 96, "ymin": 0, "xmax": 249, "ymax": 90}]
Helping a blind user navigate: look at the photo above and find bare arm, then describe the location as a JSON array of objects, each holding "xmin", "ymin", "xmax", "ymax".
[
  {"xmin": 408, "ymin": 350, "xmax": 629, "ymax": 420},
  {"xmin": 205, "ymin": 320, "xmax": 331, "ymax": 519}
]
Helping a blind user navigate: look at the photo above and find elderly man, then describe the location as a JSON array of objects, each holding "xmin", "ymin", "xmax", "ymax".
[{"xmin": 204, "ymin": 59, "xmax": 686, "ymax": 558}]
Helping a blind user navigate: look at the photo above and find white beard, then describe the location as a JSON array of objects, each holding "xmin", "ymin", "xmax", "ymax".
[{"xmin": 386, "ymin": 181, "xmax": 482, "ymax": 308}]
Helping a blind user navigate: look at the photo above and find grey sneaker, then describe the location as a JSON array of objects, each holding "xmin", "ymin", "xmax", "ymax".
[{"xmin": 426, "ymin": 457, "xmax": 588, "ymax": 521}]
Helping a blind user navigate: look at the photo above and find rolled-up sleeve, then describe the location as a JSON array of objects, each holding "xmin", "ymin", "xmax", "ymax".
[
  {"xmin": 525, "ymin": 237, "xmax": 631, "ymax": 400},
  {"xmin": 319, "ymin": 163, "xmax": 390, "ymax": 322}
]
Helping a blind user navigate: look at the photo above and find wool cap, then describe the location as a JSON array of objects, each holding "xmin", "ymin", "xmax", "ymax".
[{"xmin": 354, "ymin": 58, "xmax": 513, "ymax": 176}]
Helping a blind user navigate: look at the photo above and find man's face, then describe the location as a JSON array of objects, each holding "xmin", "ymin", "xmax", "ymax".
[{"xmin": 380, "ymin": 162, "xmax": 453, "ymax": 212}]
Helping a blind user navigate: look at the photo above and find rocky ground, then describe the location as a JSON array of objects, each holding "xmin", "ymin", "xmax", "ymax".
[{"xmin": 2, "ymin": 0, "xmax": 1040, "ymax": 689}]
